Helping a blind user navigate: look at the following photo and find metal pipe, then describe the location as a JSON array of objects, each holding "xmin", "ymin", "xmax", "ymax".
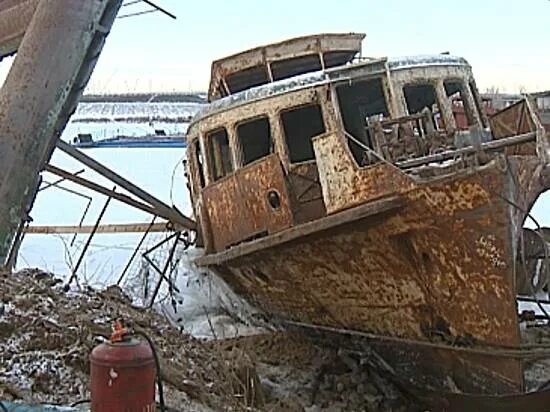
[
  {"xmin": 25, "ymin": 221, "xmax": 168, "ymax": 235},
  {"xmin": 39, "ymin": 169, "xmax": 85, "ymax": 192},
  {"xmin": 147, "ymin": 233, "xmax": 180, "ymax": 308},
  {"xmin": 67, "ymin": 190, "xmax": 114, "ymax": 286},
  {"xmin": 142, "ymin": 253, "xmax": 180, "ymax": 294},
  {"xmin": 396, "ymin": 131, "xmax": 537, "ymax": 169},
  {"xmin": 44, "ymin": 164, "xmax": 162, "ymax": 218},
  {"xmin": 141, "ymin": 0, "xmax": 176, "ymax": 19},
  {"xmin": 116, "ymin": 216, "xmax": 157, "ymax": 286},
  {"xmin": 56, "ymin": 140, "xmax": 195, "ymax": 230}
]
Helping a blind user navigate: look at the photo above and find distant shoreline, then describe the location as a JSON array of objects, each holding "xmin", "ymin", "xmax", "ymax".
[{"xmin": 81, "ymin": 92, "xmax": 207, "ymax": 104}]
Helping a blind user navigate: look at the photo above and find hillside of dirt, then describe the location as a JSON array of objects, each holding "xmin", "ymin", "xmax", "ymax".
[{"xmin": 0, "ymin": 269, "xmax": 422, "ymax": 411}]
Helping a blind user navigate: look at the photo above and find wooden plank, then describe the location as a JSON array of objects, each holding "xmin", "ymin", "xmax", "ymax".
[{"xmin": 25, "ymin": 222, "xmax": 170, "ymax": 234}]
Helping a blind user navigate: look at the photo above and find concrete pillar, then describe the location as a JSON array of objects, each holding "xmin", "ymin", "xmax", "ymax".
[
  {"xmin": 0, "ymin": 0, "xmax": 122, "ymax": 264},
  {"xmin": 0, "ymin": 0, "xmax": 39, "ymax": 58}
]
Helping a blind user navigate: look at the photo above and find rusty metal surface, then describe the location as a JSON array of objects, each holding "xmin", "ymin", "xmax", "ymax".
[
  {"xmin": 490, "ymin": 100, "xmax": 536, "ymax": 139},
  {"xmin": 489, "ymin": 100, "xmax": 539, "ymax": 157},
  {"xmin": 0, "ymin": 0, "xmax": 123, "ymax": 263},
  {"xmin": 0, "ymin": 0, "xmax": 37, "ymax": 58},
  {"xmin": 314, "ymin": 131, "xmax": 415, "ymax": 214},
  {"xmin": 196, "ymin": 195, "xmax": 404, "ymax": 266},
  {"xmin": 208, "ymin": 33, "xmax": 364, "ymax": 101},
  {"xmin": 202, "ymin": 154, "xmax": 293, "ymax": 252},
  {"xmin": 287, "ymin": 161, "xmax": 326, "ymax": 223},
  {"xmin": 216, "ymin": 164, "xmax": 520, "ymax": 346},
  {"xmin": 203, "ymin": 160, "xmax": 550, "ymax": 395},
  {"xmin": 189, "ymin": 33, "xmax": 550, "ymax": 398}
]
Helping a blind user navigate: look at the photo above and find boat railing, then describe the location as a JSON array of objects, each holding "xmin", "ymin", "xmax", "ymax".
[
  {"xmin": 344, "ymin": 102, "xmax": 543, "ymax": 171},
  {"xmin": 365, "ymin": 110, "xmax": 453, "ymax": 165}
]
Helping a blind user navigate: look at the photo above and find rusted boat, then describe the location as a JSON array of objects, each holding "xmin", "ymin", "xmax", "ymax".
[{"xmin": 185, "ymin": 33, "xmax": 550, "ymax": 409}]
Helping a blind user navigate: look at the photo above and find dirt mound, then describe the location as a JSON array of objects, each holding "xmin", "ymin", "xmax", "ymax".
[
  {"xmin": 0, "ymin": 269, "xmax": 422, "ymax": 411},
  {"xmin": 210, "ymin": 333, "xmax": 423, "ymax": 411},
  {"xmin": 0, "ymin": 269, "xmax": 247, "ymax": 411}
]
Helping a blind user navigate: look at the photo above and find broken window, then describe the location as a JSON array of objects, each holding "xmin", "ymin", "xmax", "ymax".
[
  {"xmin": 403, "ymin": 83, "xmax": 444, "ymax": 130},
  {"xmin": 226, "ymin": 65, "xmax": 270, "ymax": 94},
  {"xmin": 236, "ymin": 116, "xmax": 273, "ymax": 165},
  {"xmin": 271, "ymin": 55, "xmax": 322, "ymax": 81},
  {"xmin": 193, "ymin": 140, "xmax": 205, "ymax": 188},
  {"xmin": 444, "ymin": 80, "xmax": 475, "ymax": 130},
  {"xmin": 206, "ymin": 128, "xmax": 233, "ymax": 182},
  {"xmin": 281, "ymin": 103, "xmax": 326, "ymax": 163},
  {"xmin": 336, "ymin": 78, "xmax": 389, "ymax": 163}
]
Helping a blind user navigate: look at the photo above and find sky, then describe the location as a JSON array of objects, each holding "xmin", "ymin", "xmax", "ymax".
[{"xmin": 1, "ymin": 0, "xmax": 549, "ymax": 93}]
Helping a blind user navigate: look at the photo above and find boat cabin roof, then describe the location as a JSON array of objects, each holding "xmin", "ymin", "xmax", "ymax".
[
  {"xmin": 208, "ymin": 33, "xmax": 365, "ymax": 102},
  {"xmin": 190, "ymin": 53, "xmax": 471, "ymax": 134}
]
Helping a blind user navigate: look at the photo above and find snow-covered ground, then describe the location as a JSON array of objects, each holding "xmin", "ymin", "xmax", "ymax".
[
  {"xmin": 15, "ymin": 103, "xmax": 259, "ymax": 339},
  {"xmin": 72, "ymin": 102, "xmax": 201, "ymax": 122},
  {"xmin": 65, "ymin": 102, "xmax": 204, "ymax": 141}
]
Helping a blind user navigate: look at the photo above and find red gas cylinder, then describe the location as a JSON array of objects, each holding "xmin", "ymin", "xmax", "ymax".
[{"xmin": 90, "ymin": 322, "xmax": 156, "ymax": 412}]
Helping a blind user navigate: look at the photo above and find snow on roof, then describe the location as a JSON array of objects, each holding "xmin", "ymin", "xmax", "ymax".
[
  {"xmin": 387, "ymin": 54, "xmax": 469, "ymax": 70},
  {"xmin": 191, "ymin": 54, "xmax": 471, "ymax": 126},
  {"xmin": 194, "ymin": 70, "xmax": 329, "ymax": 124}
]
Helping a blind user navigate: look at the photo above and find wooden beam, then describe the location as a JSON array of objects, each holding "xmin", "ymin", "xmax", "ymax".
[
  {"xmin": 25, "ymin": 222, "xmax": 170, "ymax": 234},
  {"xmin": 56, "ymin": 139, "xmax": 196, "ymax": 231}
]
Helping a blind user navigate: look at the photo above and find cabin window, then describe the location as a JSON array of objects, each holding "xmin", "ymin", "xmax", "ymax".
[
  {"xmin": 444, "ymin": 80, "xmax": 476, "ymax": 130},
  {"xmin": 206, "ymin": 128, "xmax": 233, "ymax": 182},
  {"xmin": 403, "ymin": 83, "xmax": 445, "ymax": 130},
  {"xmin": 281, "ymin": 103, "xmax": 326, "ymax": 163},
  {"xmin": 236, "ymin": 116, "xmax": 273, "ymax": 165},
  {"xmin": 193, "ymin": 140, "xmax": 205, "ymax": 188},
  {"xmin": 336, "ymin": 78, "xmax": 389, "ymax": 164},
  {"xmin": 271, "ymin": 55, "xmax": 322, "ymax": 81},
  {"xmin": 226, "ymin": 65, "xmax": 270, "ymax": 94}
]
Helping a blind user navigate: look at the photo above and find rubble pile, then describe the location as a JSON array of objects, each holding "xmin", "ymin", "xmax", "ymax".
[
  {"xmin": 213, "ymin": 333, "xmax": 423, "ymax": 412},
  {"xmin": 0, "ymin": 269, "xmax": 423, "ymax": 411},
  {"xmin": 0, "ymin": 269, "xmax": 245, "ymax": 411}
]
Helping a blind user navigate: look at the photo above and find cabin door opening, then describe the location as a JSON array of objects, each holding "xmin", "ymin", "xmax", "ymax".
[
  {"xmin": 336, "ymin": 78, "xmax": 390, "ymax": 165},
  {"xmin": 281, "ymin": 103, "xmax": 327, "ymax": 224}
]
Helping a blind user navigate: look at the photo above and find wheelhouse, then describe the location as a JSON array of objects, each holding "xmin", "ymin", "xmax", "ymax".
[{"xmin": 186, "ymin": 35, "xmax": 490, "ymax": 253}]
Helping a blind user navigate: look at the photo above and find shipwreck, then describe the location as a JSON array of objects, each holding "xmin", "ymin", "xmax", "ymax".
[{"xmin": 185, "ymin": 33, "xmax": 550, "ymax": 409}]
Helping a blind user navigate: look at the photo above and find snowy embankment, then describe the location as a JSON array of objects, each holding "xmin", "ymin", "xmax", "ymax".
[{"xmin": 17, "ymin": 100, "xmax": 261, "ymax": 340}]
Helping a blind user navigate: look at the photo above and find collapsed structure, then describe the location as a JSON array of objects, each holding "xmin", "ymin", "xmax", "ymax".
[{"xmin": 186, "ymin": 33, "xmax": 550, "ymax": 409}]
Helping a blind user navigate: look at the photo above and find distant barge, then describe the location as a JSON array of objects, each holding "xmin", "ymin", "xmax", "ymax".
[{"xmin": 71, "ymin": 134, "xmax": 186, "ymax": 149}]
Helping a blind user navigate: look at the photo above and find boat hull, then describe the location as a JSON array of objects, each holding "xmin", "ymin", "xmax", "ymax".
[{"xmin": 205, "ymin": 156, "xmax": 548, "ymax": 394}]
